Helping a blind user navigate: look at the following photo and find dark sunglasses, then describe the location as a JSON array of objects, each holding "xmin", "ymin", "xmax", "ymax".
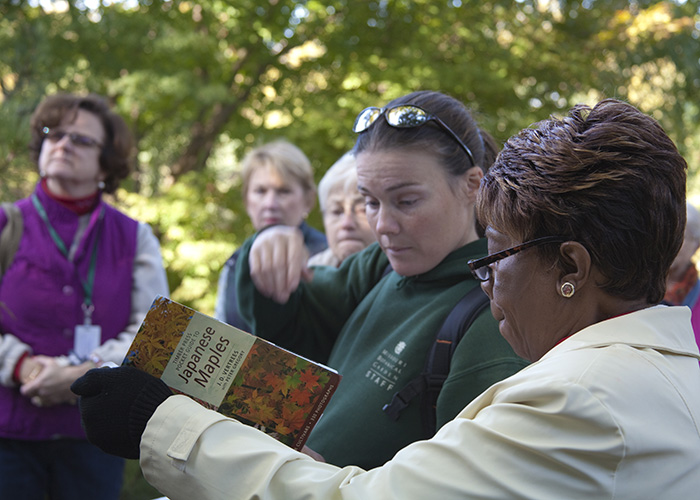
[
  {"xmin": 353, "ymin": 104, "xmax": 475, "ymax": 167},
  {"xmin": 468, "ymin": 236, "xmax": 566, "ymax": 282},
  {"xmin": 42, "ymin": 127, "xmax": 103, "ymax": 149}
]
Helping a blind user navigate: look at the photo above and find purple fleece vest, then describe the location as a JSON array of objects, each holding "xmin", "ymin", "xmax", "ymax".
[{"xmin": 0, "ymin": 184, "xmax": 137, "ymax": 440}]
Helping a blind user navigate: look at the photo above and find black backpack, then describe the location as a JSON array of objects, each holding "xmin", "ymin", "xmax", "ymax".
[{"xmin": 382, "ymin": 284, "xmax": 490, "ymax": 439}]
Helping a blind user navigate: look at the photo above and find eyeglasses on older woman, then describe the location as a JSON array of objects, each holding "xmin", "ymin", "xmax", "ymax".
[{"xmin": 468, "ymin": 235, "xmax": 566, "ymax": 281}]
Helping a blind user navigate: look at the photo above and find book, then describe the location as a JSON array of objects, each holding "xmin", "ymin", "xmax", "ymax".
[{"xmin": 123, "ymin": 295, "xmax": 341, "ymax": 451}]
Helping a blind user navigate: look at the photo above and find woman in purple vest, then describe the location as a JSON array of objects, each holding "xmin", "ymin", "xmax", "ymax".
[{"xmin": 0, "ymin": 93, "xmax": 169, "ymax": 500}]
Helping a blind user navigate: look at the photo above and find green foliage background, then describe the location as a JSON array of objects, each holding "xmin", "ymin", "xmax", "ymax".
[
  {"xmin": 2, "ymin": 0, "xmax": 699, "ymax": 318},
  {"xmin": 1, "ymin": 2, "xmax": 699, "ymax": 498}
]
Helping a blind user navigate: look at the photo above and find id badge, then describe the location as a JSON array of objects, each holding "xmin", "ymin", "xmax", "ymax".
[{"xmin": 74, "ymin": 324, "xmax": 102, "ymax": 359}]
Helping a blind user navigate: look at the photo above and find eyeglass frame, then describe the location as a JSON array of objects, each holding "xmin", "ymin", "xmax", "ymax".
[
  {"xmin": 352, "ymin": 104, "xmax": 476, "ymax": 167},
  {"xmin": 467, "ymin": 236, "xmax": 566, "ymax": 282},
  {"xmin": 42, "ymin": 126, "xmax": 104, "ymax": 149}
]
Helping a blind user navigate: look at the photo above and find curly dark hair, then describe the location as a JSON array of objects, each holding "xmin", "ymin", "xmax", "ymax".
[
  {"xmin": 28, "ymin": 93, "xmax": 134, "ymax": 194},
  {"xmin": 477, "ymin": 98, "xmax": 687, "ymax": 303}
]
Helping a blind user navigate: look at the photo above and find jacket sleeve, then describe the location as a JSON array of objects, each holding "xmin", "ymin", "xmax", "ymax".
[
  {"xmin": 235, "ymin": 238, "xmax": 389, "ymax": 362},
  {"xmin": 140, "ymin": 373, "xmax": 623, "ymax": 500},
  {"xmin": 93, "ymin": 222, "xmax": 169, "ymax": 364},
  {"xmin": 0, "ymin": 207, "xmax": 31, "ymax": 385},
  {"xmin": 0, "ymin": 333, "xmax": 31, "ymax": 386},
  {"xmin": 434, "ymin": 306, "xmax": 529, "ymax": 430}
]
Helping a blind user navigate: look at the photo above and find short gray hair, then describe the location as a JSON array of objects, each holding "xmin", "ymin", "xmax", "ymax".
[{"xmin": 317, "ymin": 152, "xmax": 358, "ymax": 212}]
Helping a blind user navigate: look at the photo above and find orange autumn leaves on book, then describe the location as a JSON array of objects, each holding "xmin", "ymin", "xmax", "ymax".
[
  {"xmin": 124, "ymin": 297, "xmax": 192, "ymax": 374},
  {"xmin": 123, "ymin": 296, "xmax": 340, "ymax": 450},
  {"xmin": 221, "ymin": 341, "xmax": 334, "ymax": 440}
]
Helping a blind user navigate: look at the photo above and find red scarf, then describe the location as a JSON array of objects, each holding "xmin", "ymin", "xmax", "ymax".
[{"xmin": 41, "ymin": 178, "xmax": 100, "ymax": 215}]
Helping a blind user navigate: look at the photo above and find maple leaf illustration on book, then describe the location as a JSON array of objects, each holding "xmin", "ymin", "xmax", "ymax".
[{"xmin": 123, "ymin": 296, "xmax": 341, "ymax": 450}]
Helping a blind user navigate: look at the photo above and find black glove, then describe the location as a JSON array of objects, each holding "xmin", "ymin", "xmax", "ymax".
[{"xmin": 71, "ymin": 366, "xmax": 173, "ymax": 459}]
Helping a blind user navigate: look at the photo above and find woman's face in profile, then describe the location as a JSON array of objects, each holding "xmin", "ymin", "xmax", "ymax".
[
  {"xmin": 356, "ymin": 148, "xmax": 477, "ymax": 277},
  {"xmin": 480, "ymin": 228, "xmax": 563, "ymax": 361},
  {"xmin": 245, "ymin": 166, "xmax": 312, "ymax": 231}
]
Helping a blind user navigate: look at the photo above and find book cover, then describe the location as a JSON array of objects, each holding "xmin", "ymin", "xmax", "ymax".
[{"xmin": 123, "ymin": 295, "xmax": 341, "ymax": 451}]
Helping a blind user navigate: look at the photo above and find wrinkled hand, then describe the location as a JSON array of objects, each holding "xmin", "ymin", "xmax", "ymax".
[
  {"xmin": 70, "ymin": 366, "xmax": 172, "ymax": 459},
  {"xmin": 249, "ymin": 225, "xmax": 314, "ymax": 303}
]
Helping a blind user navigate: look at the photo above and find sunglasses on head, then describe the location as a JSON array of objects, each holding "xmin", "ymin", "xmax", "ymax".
[
  {"xmin": 42, "ymin": 127, "xmax": 103, "ymax": 149},
  {"xmin": 352, "ymin": 104, "xmax": 475, "ymax": 167}
]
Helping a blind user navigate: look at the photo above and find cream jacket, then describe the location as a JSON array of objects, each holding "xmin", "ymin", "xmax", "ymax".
[{"xmin": 141, "ymin": 305, "xmax": 700, "ymax": 500}]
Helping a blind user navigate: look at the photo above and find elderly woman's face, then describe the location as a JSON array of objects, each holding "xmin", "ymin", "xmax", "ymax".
[
  {"xmin": 481, "ymin": 228, "xmax": 564, "ymax": 361},
  {"xmin": 356, "ymin": 149, "xmax": 478, "ymax": 277},
  {"xmin": 38, "ymin": 109, "xmax": 105, "ymax": 198},
  {"xmin": 322, "ymin": 188, "xmax": 375, "ymax": 263},
  {"xmin": 245, "ymin": 166, "xmax": 312, "ymax": 231}
]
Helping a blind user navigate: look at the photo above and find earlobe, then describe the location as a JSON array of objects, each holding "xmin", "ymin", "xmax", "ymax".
[{"xmin": 558, "ymin": 241, "xmax": 592, "ymax": 297}]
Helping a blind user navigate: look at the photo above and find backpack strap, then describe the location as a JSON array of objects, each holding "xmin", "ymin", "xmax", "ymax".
[
  {"xmin": 0, "ymin": 202, "xmax": 23, "ymax": 280},
  {"xmin": 382, "ymin": 285, "xmax": 490, "ymax": 438}
]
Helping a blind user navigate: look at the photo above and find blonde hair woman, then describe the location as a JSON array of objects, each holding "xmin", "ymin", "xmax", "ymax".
[{"xmin": 214, "ymin": 140, "xmax": 326, "ymax": 331}]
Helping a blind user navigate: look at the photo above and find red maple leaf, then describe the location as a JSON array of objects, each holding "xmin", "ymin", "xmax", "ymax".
[
  {"xmin": 299, "ymin": 368, "xmax": 320, "ymax": 388},
  {"xmin": 281, "ymin": 404, "xmax": 309, "ymax": 431},
  {"xmin": 288, "ymin": 387, "xmax": 312, "ymax": 406},
  {"xmin": 263, "ymin": 371, "xmax": 288, "ymax": 394}
]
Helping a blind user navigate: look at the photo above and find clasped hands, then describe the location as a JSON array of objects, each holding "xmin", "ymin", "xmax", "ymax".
[{"xmin": 19, "ymin": 355, "xmax": 82, "ymax": 407}]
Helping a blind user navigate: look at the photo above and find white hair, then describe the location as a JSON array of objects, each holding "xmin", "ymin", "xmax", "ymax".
[{"xmin": 317, "ymin": 152, "xmax": 358, "ymax": 212}]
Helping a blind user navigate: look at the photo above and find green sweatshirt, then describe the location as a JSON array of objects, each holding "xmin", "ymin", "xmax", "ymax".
[{"xmin": 236, "ymin": 239, "xmax": 528, "ymax": 469}]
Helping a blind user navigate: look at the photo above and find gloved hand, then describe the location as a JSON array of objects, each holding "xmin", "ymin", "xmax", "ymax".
[{"xmin": 70, "ymin": 366, "xmax": 172, "ymax": 459}]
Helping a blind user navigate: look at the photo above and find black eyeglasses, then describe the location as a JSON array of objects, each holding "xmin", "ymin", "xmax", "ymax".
[
  {"xmin": 353, "ymin": 104, "xmax": 475, "ymax": 167},
  {"xmin": 468, "ymin": 236, "xmax": 566, "ymax": 282},
  {"xmin": 42, "ymin": 127, "xmax": 103, "ymax": 149}
]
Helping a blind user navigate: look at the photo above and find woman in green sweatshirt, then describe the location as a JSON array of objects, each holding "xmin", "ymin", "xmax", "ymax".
[{"xmin": 234, "ymin": 90, "xmax": 528, "ymax": 469}]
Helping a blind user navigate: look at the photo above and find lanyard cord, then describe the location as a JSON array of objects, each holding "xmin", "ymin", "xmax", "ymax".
[{"xmin": 31, "ymin": 193, "xmax": 104, "ymax": 308}]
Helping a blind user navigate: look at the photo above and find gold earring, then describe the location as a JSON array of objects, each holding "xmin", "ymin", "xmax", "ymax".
[{"xmin": 560, "ymin": 282, "xmax": 575, "ymax": 298}]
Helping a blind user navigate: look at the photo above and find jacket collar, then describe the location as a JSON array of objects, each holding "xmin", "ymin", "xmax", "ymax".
[{"xmin": 543, "ymin": 305, "xmax": 700, "ymax": 361}]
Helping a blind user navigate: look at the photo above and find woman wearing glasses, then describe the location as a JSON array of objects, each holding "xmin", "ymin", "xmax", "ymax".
[
  {"xmin": 74, "ymin": 98, "xmax": 700, "ymax": 499},
  {"xmin": 0, "ymin": 93, "xmax": 169, "ymax": 500}
]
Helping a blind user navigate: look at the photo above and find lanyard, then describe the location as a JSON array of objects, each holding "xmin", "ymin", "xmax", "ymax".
[{"xmin": 31, "ymin": 193, "xmax": 104, "ymax": 312}]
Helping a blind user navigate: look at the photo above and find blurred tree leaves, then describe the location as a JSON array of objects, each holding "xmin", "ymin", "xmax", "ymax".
[{"xmin": 1, "ymin": 0, "xmax": 699, "ymax": 312}]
